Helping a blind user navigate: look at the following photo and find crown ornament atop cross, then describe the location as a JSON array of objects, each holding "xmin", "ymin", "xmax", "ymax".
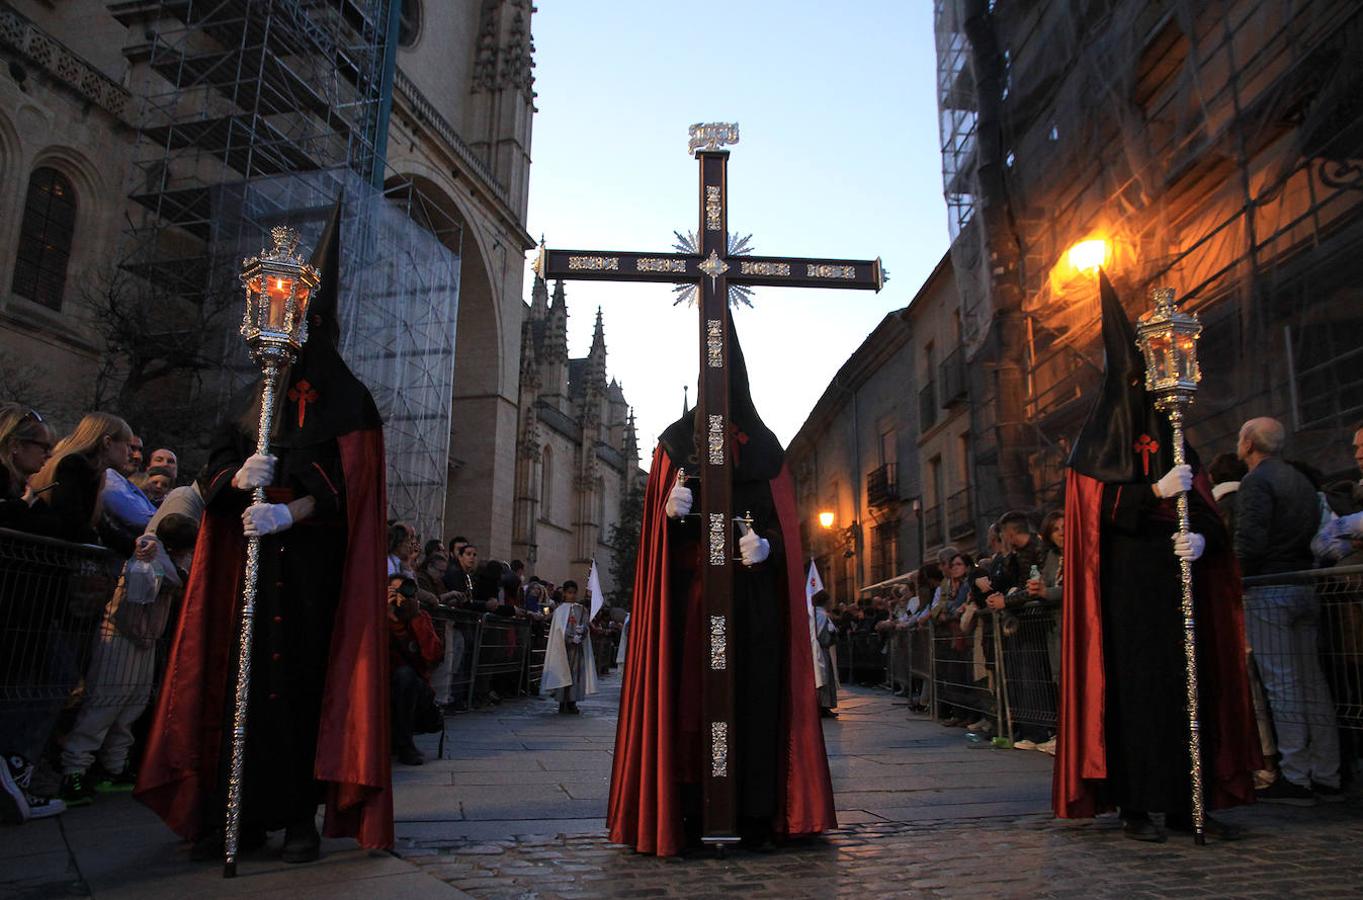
[{"xmin": 688, "ymin": 122, "xmax": 740, "ymax": 155}]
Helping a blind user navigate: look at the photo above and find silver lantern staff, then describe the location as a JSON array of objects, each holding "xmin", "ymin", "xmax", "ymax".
[
  {"xmin": 1134, "ymin": 287, "xmax": 1206, "ymax": 846},
  {"xmin": 224, "ymin": 226, "xmax": 320, "ymax": 878}
]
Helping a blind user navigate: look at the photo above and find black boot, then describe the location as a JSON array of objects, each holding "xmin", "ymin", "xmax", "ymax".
[
  {"xmin": 282, "ymin": 818, "xmax": 321, "ymax": 864},
  {"xmin": 1120, "ymin": 810, "xmax": 1166, "ymax": 843}
]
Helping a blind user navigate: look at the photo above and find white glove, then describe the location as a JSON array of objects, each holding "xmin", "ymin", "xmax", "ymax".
[
  {"xmin": 1172, "ymin": 531, "xmax": 1206, "ymax": 561},
  {"xmin": 243, "ymin": 502, "xmax": 293, "ymax": 537},
  {"xmin": 231, "ymin": 453, "xmax": 277, "ymax": 491},
  {"xmin": 665, "ymin": 484, "xmax": 693, "ymax": 519},
  {"xmin": 738, "ymin": 527, "xmax": 770, "ymax": 567},
  {"xmin": 1154, "ymin": 464, "xmax": 1193, "ymax": 499}
]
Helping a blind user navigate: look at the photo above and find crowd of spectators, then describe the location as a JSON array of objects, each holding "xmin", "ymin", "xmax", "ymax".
[
  {"xmin": 822, "ymin": 417, "xmax": 1363, "ymax": 791},
  {"xmin": 0, "ymin": 402, "xmax": 628, "ymax": 824},
  {"xmin": 1, "ymin": 404, "xmax": 193, "ymax": 823}
]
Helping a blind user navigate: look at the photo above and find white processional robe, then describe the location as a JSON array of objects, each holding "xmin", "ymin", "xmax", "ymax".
[{"xmin": 542, "ymin": 601, "xmax": 598, "ymax": 696}]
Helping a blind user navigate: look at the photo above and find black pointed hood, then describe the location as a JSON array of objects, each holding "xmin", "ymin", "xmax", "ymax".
[
  {"xmin": 276, "ymin": 196, "xmax": 381, "ymax": 448},
  {"xmin": 1067, "ymin": 271, "xmax": 1175, "ymax": 484},
  {"xmin": 659, "ymin": 310, "xmax": 784, "ymax": 482}
]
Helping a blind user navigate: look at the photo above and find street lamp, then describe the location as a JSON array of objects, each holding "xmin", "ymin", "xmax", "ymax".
[
  {"xmin": 1066, "ymin": 238, "xmax": 1109, "ymax": 275},
  {"xmin": 818, "ymin": 510, "xmax": 835, "ymax": 529},
  {"xmin": 1134, "ymin": 285, "xmax": 1206, "ymax": 846},
  {"xmin": 224, "ymin": 225, "xmax": 319, "ymax": 879}
]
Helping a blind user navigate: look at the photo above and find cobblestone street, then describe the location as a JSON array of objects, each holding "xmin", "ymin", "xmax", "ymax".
[{"xmin": 396, "ymin": 675, "xmax": 1363, "ymax": 898}]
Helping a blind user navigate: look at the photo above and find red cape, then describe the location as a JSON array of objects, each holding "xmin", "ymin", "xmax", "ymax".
[
  {"xmin": 1052, "ymin": 470, "xmax": 1260, "ymax": 818},
  {"xmin": 607, "ymin": 446, "xmax": 836, "ymax": 856},
  {"xmin": 135, "ymin": 430, "xmax": 393, "ymax": 849}
]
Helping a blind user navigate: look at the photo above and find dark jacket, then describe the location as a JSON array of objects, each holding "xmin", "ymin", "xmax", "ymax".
[
  {"xmin": 1234, "ymin": 456, "xmax": 1319, "ymax": 577},
  {"xmin": 0, "ymin": 467, "xmax": 60, "ymax": 535},
  {"xmin": 32, "ymin": 454, "xmax": 103, "ymax": 544}
]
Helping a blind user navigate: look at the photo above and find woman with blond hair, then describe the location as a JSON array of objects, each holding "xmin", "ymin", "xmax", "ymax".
[
  {"xmin": 29, "ymin": 412, "xmax": 132, "ymax": 546},
  {"xmin": 0, "ymin": 403, "xmax": 56, "ymax": 532}
]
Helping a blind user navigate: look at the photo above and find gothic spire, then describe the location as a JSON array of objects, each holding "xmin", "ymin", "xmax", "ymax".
[
  {"xmin": 587, "ymin": 306, "xmax": 607, "ymax": 385},
  {"xmin": 530, "ymin": 273, "xmax": 549, "ymax": 318},
  {"xmin": 546, "ymin": 279, "xmax": 568, "ymax": 361}
]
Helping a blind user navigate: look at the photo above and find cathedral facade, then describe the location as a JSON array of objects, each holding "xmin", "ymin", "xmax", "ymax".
[{"xmin": 512, "ymin": 276, "xmax": 642, "ymax": 594}]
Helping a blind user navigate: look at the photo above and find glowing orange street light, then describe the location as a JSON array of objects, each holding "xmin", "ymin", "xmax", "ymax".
[
  {"xmin": 818, "ymin": 511, "xmax": 835, "ymax": 529},
  {"xmin": 1066, "ymin": 238, "xmax": 1109, "ymax": 275}
]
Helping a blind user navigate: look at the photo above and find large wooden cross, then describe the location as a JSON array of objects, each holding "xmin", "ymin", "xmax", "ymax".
[{"xmin": 535, "ymin": 122, "xmax": 882, "ymax": 847}]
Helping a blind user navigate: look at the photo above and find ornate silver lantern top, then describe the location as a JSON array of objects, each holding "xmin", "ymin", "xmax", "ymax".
[
  {"xmin": 1135, "ymin": 286, "xmax": 1202, "ymax": 404},
  {"xmin": 239, "ymin": 225, "xmax": 320, "ymax": 365}
]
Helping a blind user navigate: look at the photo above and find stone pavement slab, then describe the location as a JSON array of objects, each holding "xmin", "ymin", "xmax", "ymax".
[{"xmin": 10, "ymin": 664, "xmax": 1360, "ymax": 898}]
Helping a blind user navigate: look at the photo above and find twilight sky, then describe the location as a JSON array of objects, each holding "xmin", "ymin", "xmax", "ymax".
[{"xmin": 524, "ymin": 1, "xmax": 948, "ymax": 460}]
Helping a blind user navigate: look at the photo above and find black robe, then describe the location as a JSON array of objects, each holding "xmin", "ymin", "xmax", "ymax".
[
  {"xmin": 198, "ymin": 425, "xmax": 349, "ymax": 829},
  {"xmin": 1098, "ymin": 480, "xmax": 1228, "ymax": 814},
  {"xmin": 669, "ymin": 469, "xmax": 784, "ymax": 824}
]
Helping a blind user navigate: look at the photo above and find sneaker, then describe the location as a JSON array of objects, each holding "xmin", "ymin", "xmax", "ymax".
[
  {"xmin": 92, "ymin": 763, "xmax": 136, "ymax": 794},
  {"xmin": 1013, "ymin": 739, "xmax": 1038, "ymax": 751},
  {"xmin": 1257, "ymin": 778, "xmax": 1316, "ymax": 807},
  {"xmin": 3, "ymin": 755, "xmax": 67, "ymax": 823},
  {"xmin": 60, "ymin": 771, "xmax": 96, "ymax": 808},
  {"xmin": 1311, "ymin": 781, "xmax": 1347, "ymax": 803},
  {"xmin": 2, "ymin": 754, "xmax": 32, "ymax": 824},
  {"xmin": 26, "ymin": 795, "xmax": 67, "ymax": 819},
  {"xmin": 1036, "ymin": 738, "xmax": 1057, "ymax": 756}
]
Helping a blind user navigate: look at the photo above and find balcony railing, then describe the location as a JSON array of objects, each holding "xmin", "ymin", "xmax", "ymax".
[
  {"xmin": 919, "ymin": 381, "xmax": 939, "ymax": 430},
  {"xmin": 924, "ymin": 504, "xmax": 943, "ymax": 548},
  {"xmin": 393, "ymin": 67, "xmax": 511, "ymax": 206},
  {"xmin": 947, "ymin": 487, "xmax": 974, "ymax": 539},
  {"xmin": 940, "ymin": 346, "xmax": 968, "ymax": 407},
  {"xmin": 866, "ymin": 464, "xmax": 899, "ymax": 508}
]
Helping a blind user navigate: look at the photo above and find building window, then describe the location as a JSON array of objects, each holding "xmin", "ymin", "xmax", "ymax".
[
  {"xmin": 12, "ymin": 167, "xmax": 77, "ymax": 310},
  {"xmin": 397, "ymin": 0, "xmax": 422, "ymax": 47},
  {"xmin": 540, "ymin": 446, "xmax": 553, "ymax": 521},
  {"xmin": 596, "ymin": 478, "xmax": 607, "ymax": 528},
  {"xmin": 871, "ymin": 521, "xmax": 899, "ymax": 583}
]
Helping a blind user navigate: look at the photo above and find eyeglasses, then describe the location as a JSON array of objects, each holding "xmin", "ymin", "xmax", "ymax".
[
  {"xmin": 22, "ymin": 409, "xmax": 43, "ymax": 424},
  {"xmin": 19, "ymin": 439, "xmax": 53, "ymax": 453}
]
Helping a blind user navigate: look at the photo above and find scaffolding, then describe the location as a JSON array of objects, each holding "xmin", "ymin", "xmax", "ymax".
[
  {"xmin": 936, "ymin": 0, "xmax": 1363, "ymax": 522},
  {"xmin": 110, "ymin": 0, "xmax": 462, "ymax": 539}
]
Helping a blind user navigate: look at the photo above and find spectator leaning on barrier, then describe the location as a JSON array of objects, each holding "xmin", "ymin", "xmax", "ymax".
[
  {"xmin": 388, "ymin": 574, "xmax": 443, "ymax": 767},
  {"xmin": 1234, "ymin": 417, "xmax": 1343, "ymax": 805},
  {"xmin": 59, "ymin": 496, "xmax": 202, "ymax": 807},
  {"xmin": 147, "ymin": 448, "xmax": 177, "ymax": 483},
  {"xmin": 1315, "ymin": 422, "xmax": 1363, "ymax": 567},
  {"xmin": 442, "ymin": 535, "xmax": 470, "ymax": 591},
  {"xmin": 0, "ymin": 403, "xmax": 68, "ymax": 824},
  {"xmin": 100, "ymin": 431, "xmax": 158, "ymax": 554},
  {"xmin": 29, "ymin": 412, "xmax": 135, "ymax": 546},
  {"xmin": 140, "ymin": 466, "xmax": 175, "ymax": 507},
  {"xmin": 1208, "ymin": 452, "xmax": 1249, "ymax": 539},
  {"xmin": 386, "ymin": 521, "xmax": 418, "ymax": 578},
  {"xmin": 0, "ymin": 403, "xmax": 56, "ymax": 532}
]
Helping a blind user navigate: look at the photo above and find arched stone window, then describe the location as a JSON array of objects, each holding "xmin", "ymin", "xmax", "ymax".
[
  {"xmin": 12, "ymin": 167, "xmax": 77, "ymax": 310},
  {"xmin": 540, "ymin": 446, "xmax": 553, "ymax": 521}
]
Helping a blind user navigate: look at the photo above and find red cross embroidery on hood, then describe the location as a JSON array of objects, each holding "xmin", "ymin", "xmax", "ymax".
[
  {"xmin": 1134, "ymin": 434, "xmax": 1161, "ymax": 477},
  {"xmin": 288, "ymin": 380, "xmax": 319, "ymax": 428}
]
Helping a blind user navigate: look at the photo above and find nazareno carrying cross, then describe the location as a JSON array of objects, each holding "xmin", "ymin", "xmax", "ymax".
[{"xmin": 538, "ymin": 123, "xmax": 882, "ymax": 853}]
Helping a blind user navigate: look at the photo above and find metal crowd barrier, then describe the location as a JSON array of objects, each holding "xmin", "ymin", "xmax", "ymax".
[
  {"xmin": 1242, "ymin": 566, "xmax": 1363, "ymax": 746},
  {"xmin": 862, "ymin": 568, "xmax": 1363, "ymax": 756},
  {"xmin": 835, "ymin": 630, "xmax": 886, "ymax": 685},
  {"xmin": 0, "ymin": 528, "xmax": 123, "ymax": 717},
  {"xmin": 926, "ymin": 612, "xmax": 1000, "ymax": 729}
]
